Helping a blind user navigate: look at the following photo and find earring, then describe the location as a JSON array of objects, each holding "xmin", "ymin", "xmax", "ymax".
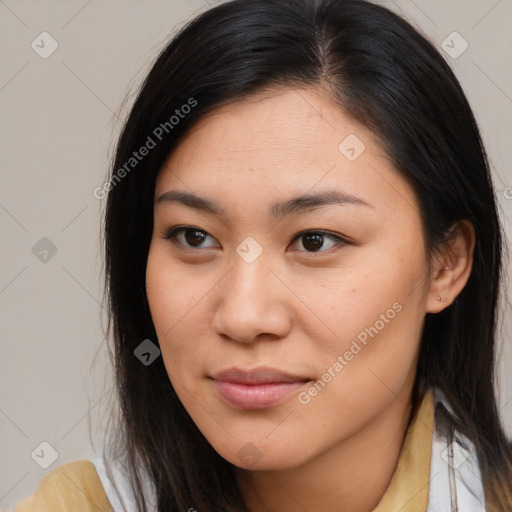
[{"xmin": 436, "ymin": 296, "xmax": 447, "ymax": 303}]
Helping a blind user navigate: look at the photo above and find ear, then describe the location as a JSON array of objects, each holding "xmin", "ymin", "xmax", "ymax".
[{"xmin": 426, "ymin": 219, "xmax": 475, "ymax": 314}]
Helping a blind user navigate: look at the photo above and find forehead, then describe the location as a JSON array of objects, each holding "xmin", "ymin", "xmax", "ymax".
[
  {"xmin": 161, "ymin": 86, "xmax": 380, "ymax": 168},
  {"xmin": 155, "ymin": 86, "xmax": 416, "ymax": 216}
]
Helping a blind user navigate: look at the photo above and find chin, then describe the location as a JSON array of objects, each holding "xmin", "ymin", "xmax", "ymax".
[{"xmin": 210, "ymin": 435, "xmax": 314, "ymax": 472}]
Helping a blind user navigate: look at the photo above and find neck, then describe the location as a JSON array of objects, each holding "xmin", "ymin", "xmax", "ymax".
[{"xmin": 235, "ymin": 392, "xmax": 415, "ymax": 512}]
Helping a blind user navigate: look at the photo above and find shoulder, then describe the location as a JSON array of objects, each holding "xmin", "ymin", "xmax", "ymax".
[
  {"xmin": 427, "ymin": 387, "xmax": 486, "ymax": 511},
  {"xmin": 12, "ymin": 459, "xmax": 113, "ymax": 512}
]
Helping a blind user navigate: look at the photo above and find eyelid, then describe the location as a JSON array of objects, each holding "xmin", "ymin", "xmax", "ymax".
[
  {"xmin": 160, "ymin": 226, "xmax": 351, "ymax": 253},
  {"xmin": 160, "ymin": 225, "xmax": 221, "ymax": 250},
  {"xmin": 289, "ymin": 230, "xmax": 350, "ymax": 253}
]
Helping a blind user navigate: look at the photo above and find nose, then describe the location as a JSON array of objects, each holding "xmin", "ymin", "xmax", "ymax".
[{"xmin": 212, "ymin": 253, "xmax": 292, "ymax": 344}]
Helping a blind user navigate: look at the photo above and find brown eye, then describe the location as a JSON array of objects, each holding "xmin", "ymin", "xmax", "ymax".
[
  {"xmin": 289, "ymin": 231, "xmax": 348, "ymax": 253},
  {"xmin": 183, "ymin": 229, "xmax": 208, "ymax": 247},
  {"xmin": 161, "ymin": 227, "xmax": 220, "ymax": 249}
]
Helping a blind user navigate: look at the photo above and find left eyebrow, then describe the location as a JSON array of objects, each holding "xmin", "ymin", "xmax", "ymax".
[
  {"xmin": 269, "ymin": 190, "xmax": 373, "ymax": 220},
  {"xmin": 155, "ymin": 189, "xmax": 373, "ymax": 220}
]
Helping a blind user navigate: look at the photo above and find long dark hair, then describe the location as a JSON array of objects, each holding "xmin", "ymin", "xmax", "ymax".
[{"xmin": 101, "ymin": 0, "xmax": 512, "ymax": 510}]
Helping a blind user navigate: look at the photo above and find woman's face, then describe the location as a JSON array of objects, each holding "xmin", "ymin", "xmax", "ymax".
[{"xmin": 146, "ymin": 86, "xmax": 433, "ymax": 471}]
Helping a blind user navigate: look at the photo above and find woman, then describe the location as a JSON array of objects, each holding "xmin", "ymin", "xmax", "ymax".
[{"xmin": 14, "ymin": 0, "xmax": 512, "ymax": 510}]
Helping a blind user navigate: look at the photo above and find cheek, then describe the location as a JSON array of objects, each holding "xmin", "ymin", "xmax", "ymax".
[
  {"xmin": 297, "ymin": 287, "xmax": 423, "ymax": 443},
  {"xmin": 145, "ymin": 246, "xmax": 219, "ymax": 378},
  {"xmin": 146, "ymin": 250, "xmax": 190, "ymax": 351},
  {"xmin": 146, "ymin": 246, "xmax": 198, "ymax": 329},
  {"xmin": 317, "ymin": 249, "xmax": 425, "ymax": 348},
  {"xmin": 311, "ymin": 238, "xmax": 427, "ymax": 391}
]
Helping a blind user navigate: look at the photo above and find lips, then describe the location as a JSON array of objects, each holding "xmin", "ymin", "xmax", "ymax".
[{"xmin": 210, "ymin": 366, "xmax": 312, "ymax": 409}]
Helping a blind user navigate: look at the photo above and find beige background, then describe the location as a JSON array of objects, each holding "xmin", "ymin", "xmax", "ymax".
[{"xmin": 1, "ymin": 0, "xmax": 511, "ymax": 509}]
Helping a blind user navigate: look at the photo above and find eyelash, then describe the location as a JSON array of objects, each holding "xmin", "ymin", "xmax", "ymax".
[{"xmin": 160, "ymin": 226, "xmax": 351, "ymax": 255}]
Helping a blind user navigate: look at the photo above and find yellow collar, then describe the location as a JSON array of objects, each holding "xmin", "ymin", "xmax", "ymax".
[{"xmin": 372, "ymin": 389, "xmax": 434, "ymax": 512}]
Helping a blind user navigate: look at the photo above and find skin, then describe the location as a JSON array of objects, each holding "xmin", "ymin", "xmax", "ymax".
[{"xmin": 145, "ymin": 86, "xmax": 475, "ymax": 512}]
